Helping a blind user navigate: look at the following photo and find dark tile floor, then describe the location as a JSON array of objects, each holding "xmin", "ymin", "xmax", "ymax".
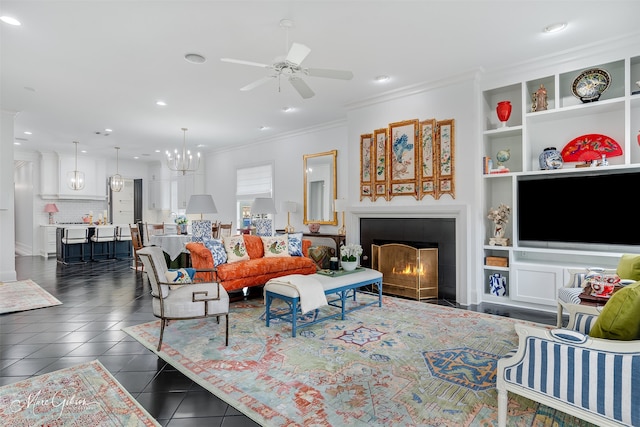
[{"xmin": 1, "ymin": 255, "xmax": 557, "ymax": 426}]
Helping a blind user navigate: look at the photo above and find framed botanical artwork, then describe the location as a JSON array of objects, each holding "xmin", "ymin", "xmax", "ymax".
[
  {"xmin": 436, "ymin": 119, "xmax": 455, "ymax": 199},
  {"xmin": 360, "ymin": 133, "xmax": 373, "ymax": 200},
  {"xmin": 373, "ymin": 128, "xmax": 388, "ymax": 201},
  {"xmin": 418, "ymin": 119, "xmax": 437, "ymax": 200},
  {"xmin": 388, "ymin": 119, "xmax": 419, "ymax": 199}
]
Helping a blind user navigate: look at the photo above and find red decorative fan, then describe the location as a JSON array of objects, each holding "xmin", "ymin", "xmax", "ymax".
[{"xmin": 561, "ymin": 134, "xmax": 622, "ymax": 162}]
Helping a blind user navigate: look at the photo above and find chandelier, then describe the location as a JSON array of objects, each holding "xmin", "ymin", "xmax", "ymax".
[
  {"xmin": 67, "ymin": 141, "xmax": 85, "ymax": 190},
  {"xmin": 166, "ymin": 128, "xmax": 200, "ymax": 175},
  {"xmin": 109, "ymin": 146, "xmax": 124, "ymax": 192}
]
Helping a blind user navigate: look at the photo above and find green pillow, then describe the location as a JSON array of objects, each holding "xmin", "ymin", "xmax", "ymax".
[
  {"xmin": 589, "ymin": 281, "xmax": 640, "ymax": 340},
  {"xmin": 617, "ymin": 254, "xmax": 640, "ymax": 281}
]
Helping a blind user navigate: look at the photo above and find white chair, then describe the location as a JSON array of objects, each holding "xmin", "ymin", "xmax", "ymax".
[
  {"xmin": 219, "ymin": 222, "xmax": 232, "ymax": 238},
  {"xmin": 90, "ymin": 225, "xmax": 116, "ymax": 261},
  {"xmin": 145, "ymin": 223, "xmax": 165, "ymax": 245},
  {"xmin": 556, "ymin": 267, "xmax": 614, "ymax": 327},
  {"xmin": 115, "ymin": 224, "xmax": 133, "ymax": 259},
  {"xmin": 137, "ymin": 246, "xmax": 229, "ymax": 351},
  {"xmin": 61, "ymin": 227, "xmax": 88, "ymax": 264},
  {"xmin": 498, "ymin": 304, "xmax": 640, "ymax": 427}
]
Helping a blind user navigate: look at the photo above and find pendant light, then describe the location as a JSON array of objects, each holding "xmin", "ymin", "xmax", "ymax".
[
  {"xmin": 110, "ymin": 146, "xmax": 124, "ymax": 192},
  {"xmin": 67, "ymin": 141, "xmax": 85, "ymax": 190},
  {"xmin": 166, "ymin": 127, "xmax": 200, "ymax": 175}
]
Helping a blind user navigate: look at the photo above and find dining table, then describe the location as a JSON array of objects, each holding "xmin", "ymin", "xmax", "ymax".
[{"xmin": 149, "ymin": 234, "xmax": 192, "ymax": 262}]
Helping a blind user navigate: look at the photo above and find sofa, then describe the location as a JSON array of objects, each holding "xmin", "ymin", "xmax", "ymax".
[{"xmin": 186, "ymin": 234, "xmax": 317, "ymax": 292}]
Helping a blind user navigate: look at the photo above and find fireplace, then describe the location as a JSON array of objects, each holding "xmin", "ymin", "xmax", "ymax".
[
  {"xmin": 371, "ymin": 243, "xmax": 438, "ymax": 300},
  {"xmin": 359, "ymin": 216, "xmax": 457, "ymax": 301}
]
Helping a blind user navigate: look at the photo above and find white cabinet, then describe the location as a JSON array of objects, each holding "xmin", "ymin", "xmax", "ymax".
[
  {"xmin": 173, "ymin": 173, "xmax": 205, "ymax": 210},
  {"xmin": 480, "ymin": 53, "xmax": 640, "ymax": 310},
  {"xmin": 149, "ymin": 178, "xmax": 170, "ymax": 210},
  {"xmin": 40, "ymin": 225, "xmax": 57, "ymax": 259}
]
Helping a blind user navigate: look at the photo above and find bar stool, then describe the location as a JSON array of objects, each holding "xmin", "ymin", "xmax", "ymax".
[
  {"xmin": 61, "ymin": 227, "xmax": 88, "ymax": 264},
  {"xmin": 91, "ymin": 225, "xmax": 116, "ymax": 261},
  {"xmin": 115, "ymin": 224, "xmax": 133, "ymax": 259}
]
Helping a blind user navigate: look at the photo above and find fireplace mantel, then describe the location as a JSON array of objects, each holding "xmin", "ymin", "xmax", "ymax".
[{"xmin": 349, "ymin": 204, "xmax": 470, "ymax": 306}]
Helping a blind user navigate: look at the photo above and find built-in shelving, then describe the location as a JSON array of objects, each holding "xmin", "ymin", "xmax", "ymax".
[{"xmin": 480, "ymin": 53, "xmax": 640, "ymax": 311}]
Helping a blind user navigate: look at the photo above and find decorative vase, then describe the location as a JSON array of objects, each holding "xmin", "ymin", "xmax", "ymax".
[
  {"xmin": 179, "ymin": 224, "xmax": 188, "ymax": 235},
  {"xmin": 637, "ymin": 131, "xmax": 640, "ymax": 146},
  {"xmin": 538, "ymin": 147, "xmax": 563, "ymax": 170},
  {"xmin": 496, "ymin": 101, "xmax": 512, "ymax": 127},
  {"xmin": 494, "ymin": 223, "xmax": 505, "ymax": 238},
  {"xmin": 341, "ymin": 259, "xmax": 358, "ymax": 271},
  {"xmin": 308, "ymin": 223, "xmax": 321, "ymax": 233},
  {"xmin": 489, "ymin": 273, "xmax": 507, "ymax": 296}
]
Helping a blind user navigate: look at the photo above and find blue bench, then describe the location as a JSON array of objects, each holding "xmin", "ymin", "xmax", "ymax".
[{"xmin": 264, "ymin": 268, "xmax": 383, "ymax": 337}]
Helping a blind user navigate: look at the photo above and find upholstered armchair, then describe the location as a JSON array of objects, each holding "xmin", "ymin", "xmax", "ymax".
[
  {"xmin": 498, "ymin": 288, "xmax": 640, "ymax": 427},
  {"xmin": 137, "ymin": 246, "xmax": 229, "ymax": 351},
  {"xmin": 557, "ymin": 254, "xmax": 640, "ymax": 327}
]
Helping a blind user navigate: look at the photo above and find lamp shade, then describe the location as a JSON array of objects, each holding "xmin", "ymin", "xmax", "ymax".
[
  {"xmin": 186, "ymin": 194, "xmax": 217, "ymax": 215},
  {"xmin": 281, "ymin": 201, "xmax": 297, "ymax": 213},
  {"xmin": 333, "ymin": 198, "xmax": 347, "ymax": 212},
  {"xmin": 251, "ymin": 197, "xmax": 277, "ymax": 215},
  {"xmin": 44, "ymin": 203, "xmax": 59, "ymax": 213}
]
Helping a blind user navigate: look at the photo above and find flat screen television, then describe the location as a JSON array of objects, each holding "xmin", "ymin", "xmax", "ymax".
[{"xmin": 517, "ymin": 169, "xmax": 640, "ymax": 250}]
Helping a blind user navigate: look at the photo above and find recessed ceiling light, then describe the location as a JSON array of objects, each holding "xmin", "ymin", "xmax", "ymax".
[
  {"xmin": 184, "ymin": 53, "xmax": 206, "ymax": 64},
  {"xmin": 81, "ymin": 150, "xmax": 87, "ymax": 154},
  {"xmin": 13, "ymin": 141, "xmax": 20, "ymax": 145},
  {"xmin": 374, "ymin": 75, "xmax": 390, "ymax": 83},
  {"xmin": 24, "ymin": 131, "xmax": 32, "ymax": 135},
  {"xmin": 105, "ymin": 128, "xmax": 112, "ymax": 133},
  {"xmin": 155, "ymin": 149, "xmax": 161, "ymax": 153},
  {"xmin": 282, "ymin": 106, "xmax": 293, "ymax": 112},
  {"xmin": 543, "ymin": 22, "xmax": 567, "ymax": 33},
  {"xmin": 0, "ymin": 16, "xmax": 21, "ymax": 26},
  {"xmin": 156, "ymin": 100, "xmax": 167, "ymax": 106}
]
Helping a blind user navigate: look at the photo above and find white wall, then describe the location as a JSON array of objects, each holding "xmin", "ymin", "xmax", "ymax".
[{"xmin": 203, "ymin": 123, "xmax": 349, "ymax": 234}]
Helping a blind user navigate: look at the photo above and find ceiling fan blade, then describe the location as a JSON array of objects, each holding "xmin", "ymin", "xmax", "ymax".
[
  {"xmin": 220, "ymin": 58, "xmax": 270, "ymax": 68},
  {"xmin": 289, "ymin": 76, "xmax": 315, "ymax": 99},
  {"xmin": 306, "ymin": 68, "xmax": 354, "ymax": 80},
  {"xmin": 240, "ymin": 76, "xmax": 276, "ymax": 91},
  {"xmin": 285, "ymin": 42, "xmax": 311, "ymax": 66}
]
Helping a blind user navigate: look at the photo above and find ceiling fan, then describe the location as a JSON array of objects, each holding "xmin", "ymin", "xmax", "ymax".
[{"xmin": 220, "ymin": 19, "xmax": 353, "ymax": 99}]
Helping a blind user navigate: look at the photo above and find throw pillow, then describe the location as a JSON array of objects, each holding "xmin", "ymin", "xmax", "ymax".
[
  {"xmin": 308, "ymin": 245, "xmax": 335, "ymax": 270},
  {"xmin": 165, "ymin": 268, "xmax": 196, "ymax": 290},
  {"xmin": 287, "ymin": 232, "xmax": 303, "ymax": 256},
  {"xmin": 589, "ymin": 281, "xmax": 640, "ymax": 340},
  {"xmin": 616, "ymin": 254, "xmax": 640, "ymax": 281},
  {"xmin": 203, "ymin": 238, "xmax": 227, "ymax": 266},
  {"xmin": 223, "ymin": 235, "xmax": 249, "ymax": 263},
  {"xmin": 261, "ymin": 235, "xmax": 291, "ymax": 258}
]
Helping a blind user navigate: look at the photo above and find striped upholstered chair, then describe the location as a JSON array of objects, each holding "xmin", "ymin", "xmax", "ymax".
[{"xmin": 497, "ymin": 304, "xmax": 640, "ymax": 427}]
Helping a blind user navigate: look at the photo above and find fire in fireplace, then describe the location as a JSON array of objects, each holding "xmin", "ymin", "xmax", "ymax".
[{"xmin": 371, "ymin": 243, "xmax": 438, "ymax": 300}]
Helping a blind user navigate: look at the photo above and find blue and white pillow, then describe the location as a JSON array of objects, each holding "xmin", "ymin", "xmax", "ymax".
[
  {"xmin": 203, "ymin": 238, "xmax": 227, "ymax": 266},
  {"xmin": 165, "ymin": 268, "xmax": 196, "ymax": 283},
  {"xmin": 287, "ymin": 232, "xmax": 303, "ymax": 257}
]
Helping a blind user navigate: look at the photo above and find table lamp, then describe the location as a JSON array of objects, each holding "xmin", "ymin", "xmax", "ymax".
[
  {"xmin": 186, "ymin": 194, "xmax": 217, "ymax": 241},
  {"xmin": 281, "ymin": 201, "xmax": 297, "ymax": 233},
  {"xmin": 44, "ymin": 203, "xmax": 59, "ymax": 224},
  {"xmin": 334, "ymin": 198, "xmax": 347, "ymax": 236}
]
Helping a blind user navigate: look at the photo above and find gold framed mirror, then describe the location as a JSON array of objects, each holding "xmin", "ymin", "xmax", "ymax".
[{"xmin": 303, "ymin": 150, "xmax": 337, "ymax": 225}]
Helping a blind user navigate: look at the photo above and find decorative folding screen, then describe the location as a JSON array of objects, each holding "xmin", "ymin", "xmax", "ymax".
[{"xmin": 360, "ymin": 133, "xmax": 373, "ymax": 200}]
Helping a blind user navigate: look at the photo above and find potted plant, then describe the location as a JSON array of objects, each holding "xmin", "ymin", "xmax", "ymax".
[
  {"xmin": 175, "ymin": 215, "xmax": 189, "ymax": 235},
  {"xmin": 340, "ymin": 243, "xmax": 363, "ymax": 271}
]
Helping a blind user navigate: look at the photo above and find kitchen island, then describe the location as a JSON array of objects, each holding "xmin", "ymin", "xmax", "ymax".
[{"xmin": 56, "ymin": 225, "xmax": 132, "ymax": 264}]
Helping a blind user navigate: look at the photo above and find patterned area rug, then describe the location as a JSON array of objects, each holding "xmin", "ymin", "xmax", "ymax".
[
  {"xmin": 0, "ymin": 360, "xmax": 159, "ymax": 426},
  {"xmin": 124, "ymin": 294, "xmax": 592, "ymax": 426},
  {"xmin": 0, "ymin": 279, "xmax": 62, "ymax": 314}
]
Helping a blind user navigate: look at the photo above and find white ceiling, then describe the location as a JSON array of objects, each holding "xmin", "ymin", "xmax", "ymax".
[{"xmin": 2, "ymin": 1, "xmax": 640, "ymax": 162}]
